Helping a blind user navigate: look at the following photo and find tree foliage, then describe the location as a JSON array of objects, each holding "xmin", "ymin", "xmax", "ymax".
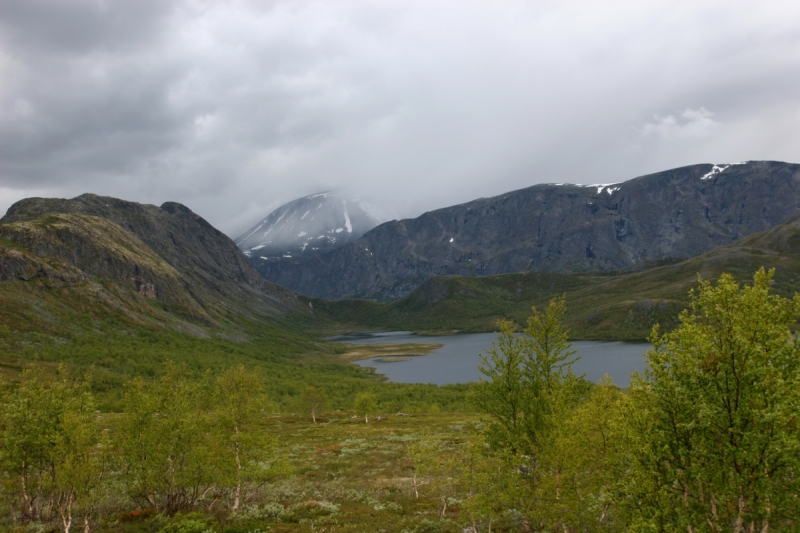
[
  {"xmin": 0, "ymin": 369, "xmax": 109, "ymax": 532},
  {"xmin": 212, "ymin": 365, "xmax": 287, "ymax": 511},
  {"xmin": 471, "ymin": 296, "xmax": 581, "ymax": 455},
  {"xmin": 354, "ymin": 391, "xmax": 378, "ymax": 423},
  {"xmin": 299, "ymin": 385, "xmax": 327, "ymax": 424},
  {"xmin": 116, "ymin": 362, "xmax": 215, "ymax": 515},
  {"xmin": 622, "ymin": 268, "xmax": 800, "ymax": 531}
]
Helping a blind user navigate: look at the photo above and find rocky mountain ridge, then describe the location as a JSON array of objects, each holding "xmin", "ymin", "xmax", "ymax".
[
  {"xmin": 310, "ymin": 211, "xmax": 800, "ymax": 339},
  {"xmin": 255, "ymin": 161, "xmax": 800, "ymax": 300}
]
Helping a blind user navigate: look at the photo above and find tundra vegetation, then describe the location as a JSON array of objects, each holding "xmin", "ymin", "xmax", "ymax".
[{"xmin": 2, "ymin": 268, "xmax": 799, "ymax": 532}]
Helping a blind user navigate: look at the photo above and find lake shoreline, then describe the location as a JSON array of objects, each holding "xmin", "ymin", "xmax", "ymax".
[{"xmin": 331, "ymin": 331, "xmax": 651, "ymax": 387}]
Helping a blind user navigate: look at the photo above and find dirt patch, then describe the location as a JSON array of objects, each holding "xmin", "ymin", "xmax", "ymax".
[{"xmin": 337, "ymin": 342, "xmax": 443, "ymax": 362}]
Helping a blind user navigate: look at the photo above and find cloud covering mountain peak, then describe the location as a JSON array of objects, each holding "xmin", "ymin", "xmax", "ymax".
[{"xmin": 235, "ymin": 192, "xmax": 385, "ymax": 258}]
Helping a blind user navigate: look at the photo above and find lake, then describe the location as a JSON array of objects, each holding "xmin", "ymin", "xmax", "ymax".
[{"xmin": 330, "ymin": 331, "xmax": 650, "ymax": 386}]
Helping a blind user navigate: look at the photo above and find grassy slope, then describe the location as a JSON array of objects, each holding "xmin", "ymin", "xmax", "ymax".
[
  {"xmin": 0, "ymin": 214, "xmax": 469, "ymax": 412},
  {"xmin": 0, "ymin": 281, "xmax": 471, "ymax": 413},
  {"xmin": 0, "ymin": 266, "xmax": 471, "ymax": 412},
  {"xmin": 308, "ymin": 216, "xmax": 800, "ymax": 340}
]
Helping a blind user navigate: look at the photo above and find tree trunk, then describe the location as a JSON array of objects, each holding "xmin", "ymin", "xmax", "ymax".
[
  {"xmin": 233, "ymin": 427, "xmax": 242, "ymax": 511},
  {"xmin": 734, "ymin": 494, "xmax": 745, "ymax": 533},
  {"xmin": 58, "ymin": 493, "xmax": 74, "ymax": 533},
  {"xmin": 21, "ymin": 466, "xmax": 32, "ymax": 520},
  {"xmin": 600, "ymin": 503, "xmax": 610, "ymax": 523}
]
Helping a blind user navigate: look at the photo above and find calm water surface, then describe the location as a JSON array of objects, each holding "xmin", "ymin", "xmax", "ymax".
[{"xmin": 330, "ymin": 331, "xmax": 650, "ymax": 386}]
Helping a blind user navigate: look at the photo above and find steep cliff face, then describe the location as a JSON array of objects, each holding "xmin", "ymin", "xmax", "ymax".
[
  {"xmin": 255, "ymin": 161, "xmax": 800, "ymax": 300},
  {"xmin": 0, "ymin": 194, "xmax": 305, "ymax": 329}
]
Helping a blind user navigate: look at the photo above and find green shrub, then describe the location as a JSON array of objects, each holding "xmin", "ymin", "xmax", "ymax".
[{"xmin": 159, "ymin": 512, "xmax": 214, "ymax": 533}]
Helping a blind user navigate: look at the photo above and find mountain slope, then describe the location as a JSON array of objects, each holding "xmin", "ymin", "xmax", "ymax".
[
  {"xmin": 236, "ymin": 192, "xmax": 383, "ymax": 260},
  {"xmin": 260, "ymin": 161, "xmax": 800, "ymax": 301},
  {"xmin": 0, "ymin": 194, "xmax": 308, "ymax": 349},
  {"xmin": 308, "ymin": 213, "xmax": 800, "ymax": 340}
]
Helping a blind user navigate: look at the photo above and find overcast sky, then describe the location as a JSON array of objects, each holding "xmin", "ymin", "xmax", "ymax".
[{"xmin": 1, "ymin": 0, "xmax": 799, "ymax": 237}]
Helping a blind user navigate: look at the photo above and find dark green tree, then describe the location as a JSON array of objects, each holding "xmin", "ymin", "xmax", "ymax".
[{"xmin": 470, "ymin": 319, "xmax": 527, "ymax": 451}]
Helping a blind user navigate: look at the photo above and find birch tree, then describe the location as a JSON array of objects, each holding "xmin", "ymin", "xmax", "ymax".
[
  {"xmin": 53, "ymin": 392, "xmax": 110, "ymax": 533},
  {"xmin": 213, "ymin": 365, "xmax": 285, "ymax": 511},
  {"xmin": 117, "ymin": 362, "xmax": 213, "ymax": 515},
  {"xmin": 299, "ymin": 385, "xmax": 327, "ymax": 424},
  {"xmin": 354, "ymin": 391, "xmax": 377, "ymax": 423},
  {"xmin": 0, "ymin": 370, "xmax": 109, "ymax": 532},
  {"xmin": 471, "ymin": 296, "xmax": 580, "ymax": 456},
  {"xmin": 624, "ymin": 269, "xmax": 800, "ymax": 532}
]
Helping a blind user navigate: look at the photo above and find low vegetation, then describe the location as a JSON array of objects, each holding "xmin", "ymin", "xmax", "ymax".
[{"xmin": 2, "ymin": 268, "xmax": 799, "ymax": 531}]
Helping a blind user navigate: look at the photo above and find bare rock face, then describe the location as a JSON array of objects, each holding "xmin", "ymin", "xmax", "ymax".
[
  {"xmin": 0, "ymin": 243, "xmax": 86, "ymax": 284},
  {"xmin": 0, "ymin": 194, "xmax": 304, "ymax": 324},
  {"xmin": 255, "ymin": 161, "xmax": 800, "ymax": 300}
]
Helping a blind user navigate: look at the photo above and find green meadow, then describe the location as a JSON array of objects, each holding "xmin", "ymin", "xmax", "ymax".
[{"xmin": 3, "ymin": 269, "xmax": 800, "ymax": 532}]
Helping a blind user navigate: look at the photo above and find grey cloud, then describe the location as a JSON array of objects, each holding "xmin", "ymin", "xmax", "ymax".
[
  {"xmin": 1, "ymin": 0, "xmax": 800, "ymax": 237},
  {"xmin": 0, "ymin": 0, "xmax": 175, "ymax": 55}
]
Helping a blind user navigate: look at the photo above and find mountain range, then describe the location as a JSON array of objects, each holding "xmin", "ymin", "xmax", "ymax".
[
  {"xmin": 253, "ymin": 161, "xmax": 800, "ymax": 301},
  {"xmin": 310, "ymin": 210, "xmax": 800, "ymax": 340},
  {"xmin": 3, "ymin": 160, "xmax": 800, "ymax": 348}
]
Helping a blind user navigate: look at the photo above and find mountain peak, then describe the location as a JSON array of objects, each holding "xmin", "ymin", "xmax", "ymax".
[{"xmin": 236, "ymin": 192, "xmax": 386, "ymax": 259}]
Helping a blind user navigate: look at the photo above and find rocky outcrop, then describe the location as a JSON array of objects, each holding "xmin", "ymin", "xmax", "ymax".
[
  {"xmin": 0, "ymin": 242, "xmax": 86, "ymax": 284},
  {"xmin": 255, "ymin": 161, "xmax": 800, "ymax": 300}
]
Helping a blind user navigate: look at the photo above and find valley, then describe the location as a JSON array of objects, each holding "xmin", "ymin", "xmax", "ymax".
[{"xmin": 2, "ymin": 161, "xmax": 800, "ymax": 532}]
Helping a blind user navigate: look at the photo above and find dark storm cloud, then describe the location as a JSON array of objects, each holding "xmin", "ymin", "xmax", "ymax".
[
  {"xmin": 0, "ymin": 0, "xmax": 173, "ymax": 54},
  {"xmin": 1, "ymin": 0, "xmax": 800, "ymax": 236}
]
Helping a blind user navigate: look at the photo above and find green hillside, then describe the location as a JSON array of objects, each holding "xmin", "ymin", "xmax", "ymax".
[{"xmin": 0, "ymin": 201, "xmax": 469, "ymax": 415}]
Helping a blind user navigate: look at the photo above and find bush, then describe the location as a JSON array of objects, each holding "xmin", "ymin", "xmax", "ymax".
[{"xmin": 160, "ymin": 512, "xmax": 214, "ymax": 533}]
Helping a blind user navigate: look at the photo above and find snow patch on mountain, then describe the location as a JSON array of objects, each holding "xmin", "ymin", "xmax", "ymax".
[
  {"xmin": 235, "ymin": 192, "xmax": 387, "ymax": 258},
  {"xmin": 343, "ymin": 202, "xmax": 352, "ymax": 233},
  {"xmin": 700, "ymin": 162, "xmax": 749, "ymax": 180}
]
